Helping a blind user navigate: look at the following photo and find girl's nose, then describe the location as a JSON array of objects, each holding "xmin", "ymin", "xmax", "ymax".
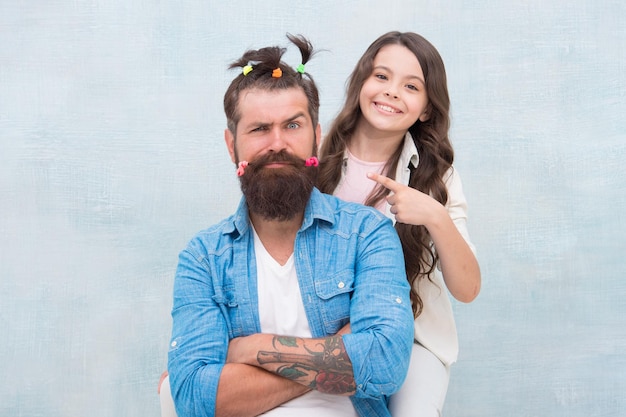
[{"xmin": 384, "ymin": 90, "xmax": 398, "ymax": 99}]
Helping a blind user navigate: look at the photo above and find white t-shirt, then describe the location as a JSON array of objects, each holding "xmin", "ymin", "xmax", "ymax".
[{"xmin": 252, "ymin": 228, "xmax": 357, "ymax": 417}]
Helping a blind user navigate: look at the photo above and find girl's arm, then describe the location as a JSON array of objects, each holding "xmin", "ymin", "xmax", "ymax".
[
  {"xmin": 367, "ymin": 172, "xmax": 481, "ymax": 302},
  {"xmin": 420, "ymin": 203, "xmax": 480, "ymax": 302}
]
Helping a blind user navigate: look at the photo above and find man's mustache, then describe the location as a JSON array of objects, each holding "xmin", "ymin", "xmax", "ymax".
[{"xmin": 247, "ymin": 151, "xmax": 305, "ymax": 170}]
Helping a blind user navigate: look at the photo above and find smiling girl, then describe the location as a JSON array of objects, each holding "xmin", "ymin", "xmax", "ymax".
[{"xmin": 318, "ymin": 31, "xmax": 481, "ymax": 417}]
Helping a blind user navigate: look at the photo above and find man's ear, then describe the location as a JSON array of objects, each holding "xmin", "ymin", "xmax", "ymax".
[
  {"xmin": 315, "ymin": 123, "xmax": 321, "ymax": 148},
  {"xmin": 224, "ymin": 128, "xmax": 237, "ymax": 163}
]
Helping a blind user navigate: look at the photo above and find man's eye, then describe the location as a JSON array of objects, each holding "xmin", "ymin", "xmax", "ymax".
[{"xmin": 287, "ymin": 122, "xmax": 300, "ymax": 129}]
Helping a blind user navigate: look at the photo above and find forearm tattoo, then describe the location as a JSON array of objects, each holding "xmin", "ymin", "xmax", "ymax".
[{"xmin": 257, "ymin": 335, "xmax": 356, "ymax": 395}]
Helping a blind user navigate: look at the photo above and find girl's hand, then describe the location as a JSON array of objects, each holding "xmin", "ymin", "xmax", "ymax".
[
  {"xmin": 366, "ymin": 172, "xmax": 481, "ymax": 302},
  {"xmin": 367, "ymin": 172, "xmax": 445, "ymax": 227}
]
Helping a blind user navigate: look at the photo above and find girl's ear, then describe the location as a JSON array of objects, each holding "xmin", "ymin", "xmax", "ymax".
[{"xmin": 419, "ymin": 104, "xmax": 432, "ymax": 122}]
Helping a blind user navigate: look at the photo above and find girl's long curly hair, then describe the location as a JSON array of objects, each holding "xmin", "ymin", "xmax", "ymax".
[{"xmin": 318, "ymin": 32, "xmax": 454, "ymax": 318}]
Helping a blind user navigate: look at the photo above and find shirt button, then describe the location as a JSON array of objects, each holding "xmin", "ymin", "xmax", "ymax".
[
  {"xmin": 171, "ymin": 341, "xmax": 177, "ymax": 347},
  {"xmin": 395, "ymin": 297, "xmax": 402, "ymax": 304},
  {"xmin": 338, "ymin": 281, "xmax": 345, "ymax": 289}
]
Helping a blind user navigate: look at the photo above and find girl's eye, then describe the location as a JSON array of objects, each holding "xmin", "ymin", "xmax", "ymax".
[
  {"xmin": 375, "ymin": 74, "xmax": 388, "ymax": 80},
  {"xmin": 406, "ymin": 84, "xmax": 419, "ymax": 91}
]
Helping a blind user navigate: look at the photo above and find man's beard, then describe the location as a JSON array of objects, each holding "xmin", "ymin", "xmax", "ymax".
[{"xmin": 239, "ymin": 150, "xmax": 318, "ymax": 221}]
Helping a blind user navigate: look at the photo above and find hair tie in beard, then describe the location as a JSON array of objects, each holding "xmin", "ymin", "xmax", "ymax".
[
  {"xmin": 305, "ymin": 156, "xmax": 319, "ymax": 167},
  {"xmin": 236, "ymin": 161, "xmax": 249, "ymax": 177}
]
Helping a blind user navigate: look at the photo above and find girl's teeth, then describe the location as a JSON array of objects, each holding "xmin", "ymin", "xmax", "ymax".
[{"xmin": 377, "ymin": 104, "xmax": 396, "ymax": 113}]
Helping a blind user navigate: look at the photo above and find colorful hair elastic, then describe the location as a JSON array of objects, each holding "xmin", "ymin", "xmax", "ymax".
[
  {"xmin": 296, "ymin": 64, "xmax": 305, "ymax": 74},
  {"xmin": 305, "ymin": 156, "xmax": 319, "ymax": 167},
  {"xmin": 242, "ymin": 64, "xmax": 253, "ymax": 76},
  {"xmin": 236, "ymin": 160, "xmax": 249, "ymax": 176},
  {"xmin": 271, "ymin": 68, "xmax": 283, "ymax": 78}
]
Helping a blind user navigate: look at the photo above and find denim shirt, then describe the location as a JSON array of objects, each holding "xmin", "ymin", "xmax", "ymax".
[{"xmin": 168, "ymin": 189, "xmax": 414, "ymax": 417}]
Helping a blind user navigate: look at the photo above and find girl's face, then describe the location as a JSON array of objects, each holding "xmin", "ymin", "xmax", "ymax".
[{"xmin": 358, "ymin": 44, "xmax": 430, "ymax": 137}]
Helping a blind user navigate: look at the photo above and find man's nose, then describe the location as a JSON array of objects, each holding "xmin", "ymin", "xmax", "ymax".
[{"xmin": 267, "ymin": 127, "xmax": 288, "ymax": 151}]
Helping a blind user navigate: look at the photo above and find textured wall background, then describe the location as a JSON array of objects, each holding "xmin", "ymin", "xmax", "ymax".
[{"xmin": 1, "ymin": 1, "xmax": 624, "ymax": 416}]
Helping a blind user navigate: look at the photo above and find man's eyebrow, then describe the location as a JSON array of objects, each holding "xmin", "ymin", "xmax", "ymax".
[
  {"xmin": 284, "ymin": 112, "xmax": 307, "ymax": 122},
  {"xmin": 242, "ymin": 112, "xmax": 308, "ymax": 131},
  {"xmin": 244, "ymin": 121, "xmax": 271, "ymax": 130}
]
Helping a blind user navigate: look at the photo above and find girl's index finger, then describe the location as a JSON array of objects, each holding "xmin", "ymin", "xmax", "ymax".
[{"xmin": 367, "ymin": 172, "xmax": 402, "ymax": 192}]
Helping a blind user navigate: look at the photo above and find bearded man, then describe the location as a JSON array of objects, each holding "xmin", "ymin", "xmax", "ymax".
[{"xmin": 163, "ymin": 34, "xmax": 414, "ymax": 417}]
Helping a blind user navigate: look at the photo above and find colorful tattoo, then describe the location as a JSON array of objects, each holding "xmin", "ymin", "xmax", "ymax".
[{"xmin": 258, "ymin": 335, "xmax": 356, "ymax": 394}]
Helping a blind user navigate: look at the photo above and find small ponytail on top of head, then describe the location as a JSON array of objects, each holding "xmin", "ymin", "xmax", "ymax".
[{"xmin": 224, "ymin": 33, "xmax": 321, "ymax": 134}]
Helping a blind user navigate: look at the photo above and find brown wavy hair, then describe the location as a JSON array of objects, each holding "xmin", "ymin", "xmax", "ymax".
[{"xmin": 318, "ymin": 32, "xmax": 454, "ymax": 318}]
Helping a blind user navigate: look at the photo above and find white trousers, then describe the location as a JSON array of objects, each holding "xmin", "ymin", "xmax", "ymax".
[
  {"xmin": 388, "ymin": 343, "xmax": 450, "ymax": 417},
  {"xmin": 159, "ymin": 373, "xmax": 177, "ymax": 417}
]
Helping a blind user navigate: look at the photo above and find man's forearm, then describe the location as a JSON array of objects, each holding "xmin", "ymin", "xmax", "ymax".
[
  {"xmin": 228, "ymin": 334, "xmax": 356, "ymax": 396},
  {"xmin": 216, "ymin": 363, "xmax": 310, "ymax": 417}
]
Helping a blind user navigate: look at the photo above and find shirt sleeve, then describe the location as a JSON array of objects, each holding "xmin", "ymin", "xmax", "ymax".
[
  {"xmin": 167, "ymin": 245, "xmax": 227, "ymax": 417},
  {"xmin": 443, "ymin": 167, "xmax": 476, "ymax": 255},
  {"xmin": 341, "ymin": 215, "xmax": 415, "ymax": 399}
]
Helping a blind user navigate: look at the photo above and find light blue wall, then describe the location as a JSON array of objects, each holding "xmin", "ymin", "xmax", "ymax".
[{"xmin": 1, "ymin": 1, "xmax": 624, "ymax": 416}]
